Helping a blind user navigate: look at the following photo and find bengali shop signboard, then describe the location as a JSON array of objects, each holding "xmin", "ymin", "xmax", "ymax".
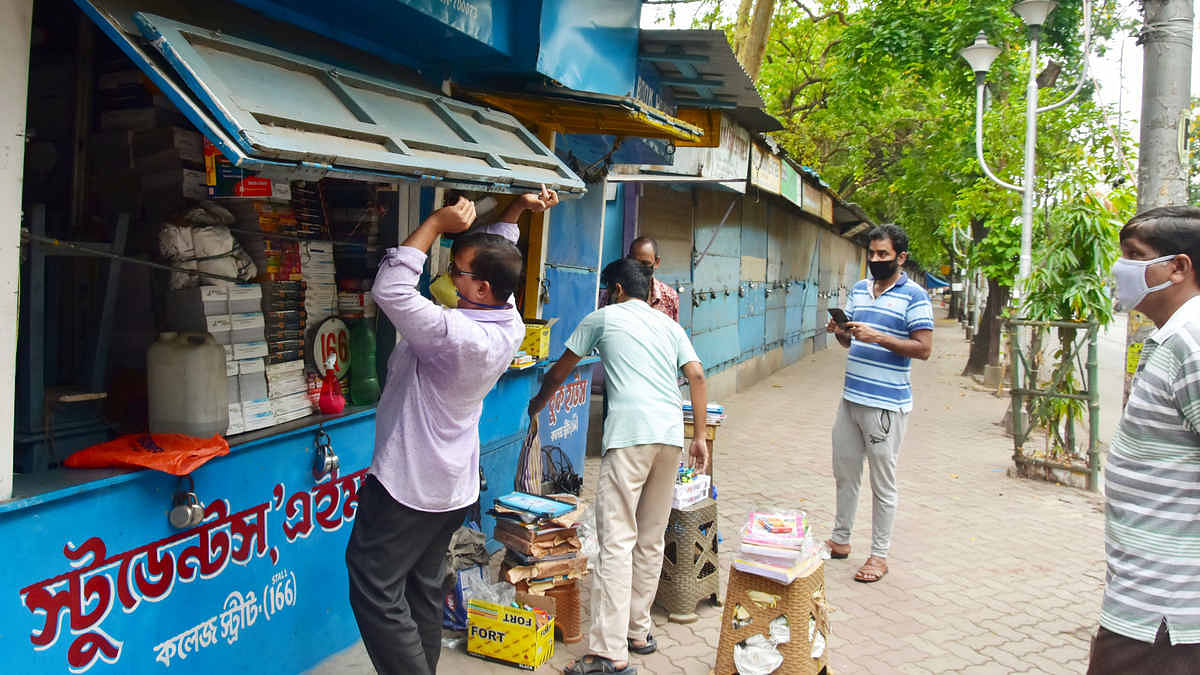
[
  {"xmin": 536, "ymin": 367, "xmax": 594, "ymax": 479},
  {"xmin": 749, "ymin": 143, "xmax": 781, "ymax": 195},
  {"xmin": 4, "ymin": 413, "xmax": 376, "ymax": 674}
]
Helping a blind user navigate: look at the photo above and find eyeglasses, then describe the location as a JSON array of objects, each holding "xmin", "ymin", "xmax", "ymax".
[{"xmin": 448, "ymin": 260, "xmax": 481, "ymax": 280}]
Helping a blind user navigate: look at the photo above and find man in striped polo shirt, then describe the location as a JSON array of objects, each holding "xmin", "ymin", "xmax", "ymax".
[
  {"xmin": 825, "ymin": 224, "xmax": 933, "ymax": 583},
  {"xmin": 1088, "ymin": 206, "xmax": 1200, "ymax": 673}
]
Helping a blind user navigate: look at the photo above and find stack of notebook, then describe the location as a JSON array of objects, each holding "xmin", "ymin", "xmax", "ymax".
[
  {"xmin": 732, "ymin": 510, "xmax": 823, "ymax": 584},
  {"xmin": 489, "ymin": 492, "xmax": 588, "ymax": 595}
]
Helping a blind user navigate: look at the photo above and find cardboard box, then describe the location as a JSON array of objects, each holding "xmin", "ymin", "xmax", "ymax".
[
  {"xmin": 99, "ymin": 106, "xmax": 187, "ymax": 131},
  {"xmin": 143, "ymin": 167, "xmax": 207, "ymax": 201},
  {"xmin": 519, "ymin": 319, "xmax": 558, "ymax": 362},
  {"xmin": 228, "ymin": 284, "xmax": 264, "ymax": 313},
  {"xmin": 204, "ymin": 139, "xmax": 290, "ymax": 200},
  {"xmin": 242, "ymin": 399, "xmax": 275, "ymax": 430},
  {"xmin": 271, "ymin": 391, "xmax": 313, "ymax": 417},
  {"xmin": 226, "ymin": 403, "xmax": 244, "ymax": 436},
  {"xmin": 467, "ymin": 593, "xmax": 555, "ymax": 670},
  {"xmin": 233, "ymin": 341, "xmax": 269, "ymax": 360},
  {"xmin": 206, "ymin": 315, "xmax": 233, "ymax": 345},
  {"xmin": 166, "ymin": 285, "xmax": 230, "ymax": 320},
  {"xmin": 237, "ymin": 358, "xmax": 269, "ymax": 403},
  {"xmin": 132, "ymin": 126, "xmax": 203, "ymax": 164},
  {"xmin": 672, "ymin": 474, "xmax": 711, "ymax": 510},
  {"xmin": 226, "ymin": 374, "xmax": 240, "ymax": 403},
  {"xmin": 230, "ymin": 312, "xmax": 266, "ymax": 344}
]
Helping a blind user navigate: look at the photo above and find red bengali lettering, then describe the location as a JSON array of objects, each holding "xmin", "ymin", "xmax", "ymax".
[
  {"xmin": 176, "ymin": 502, "xmax": 233, "ymax": 581},
  {"xmin": 282, "ymin": 489, "xmax": 314, "ymax": 542}
]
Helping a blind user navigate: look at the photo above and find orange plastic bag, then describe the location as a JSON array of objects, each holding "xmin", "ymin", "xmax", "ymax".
[{"xmin": 64, "ymin": 434, "xmax": 230, "ymax": 475}]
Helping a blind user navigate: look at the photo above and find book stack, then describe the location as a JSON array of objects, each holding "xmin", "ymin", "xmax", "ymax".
[
  {"xmin": 683, "ymin": 401, "xmax": 727, "ymax": 425},
  {"xmin": 87, "ymin": 67, "xmax": 203, "ymax": 222},
  {"xmin": 490, "ymin": 493, "xmax": 587, "ymax": 596},
  {"xmin": 733, "ymin": 511, "xmax": 822, "ymax": 584}
]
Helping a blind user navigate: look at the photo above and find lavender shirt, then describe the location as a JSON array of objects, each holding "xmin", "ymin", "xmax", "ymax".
[{"xmin": 369, "ymin": 222, "xmax": 525, "ymax": 512}]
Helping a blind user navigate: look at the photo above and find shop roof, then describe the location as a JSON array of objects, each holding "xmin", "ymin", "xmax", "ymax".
[
  {"xmin": 73, "ymin": 0, "xmax": 585, "ymax": 195},
  {"xmin": 639, "ymin": 29, "xmax": 782, "ymax": 133},
  {"xmin": 460, "ymin": 88, "xmax": 705, "ymax": 144}
]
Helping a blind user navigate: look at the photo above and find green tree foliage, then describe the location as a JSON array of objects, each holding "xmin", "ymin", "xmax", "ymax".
[{"xmin": 752, "ymin": 0, "xmax": 1129, "ymax": 274}]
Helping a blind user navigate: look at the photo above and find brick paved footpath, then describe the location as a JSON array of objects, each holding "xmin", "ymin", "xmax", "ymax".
[{"xmin": 313, "ymin": 311, "xmax": 1109, "ymax": 674}]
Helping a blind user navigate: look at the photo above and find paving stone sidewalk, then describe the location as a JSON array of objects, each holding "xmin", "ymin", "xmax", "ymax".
[{"xmin": 313, "ymin": 312, "xmax": 1110, "ymax": 674}]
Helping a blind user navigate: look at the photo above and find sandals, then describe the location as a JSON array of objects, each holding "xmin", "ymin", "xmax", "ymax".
[
  {"xmin": 854, "ymin": 556, "xmax": 888, "ymax": 583},
  {"xmin": 826, "ymin": 539, "xmax": 850, "ymax": 559},
  {"xmin": 627, "ymin": 634, "xmax": 657, "ymax": 655},
  {"xmin": 564, "ymin": 655, "xmax": 637, "ymax": 674}
]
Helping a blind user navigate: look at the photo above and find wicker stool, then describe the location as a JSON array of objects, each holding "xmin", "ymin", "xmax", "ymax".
[
  {"xmin": 654, "ymin": 497, "xmax": 721, "ymax": 623},
  {"xmin": 713, "ymin": 565, "xmax": 829, "ymax": 675},
  {"xmin": 546, "ymin": 579, "xmax": 583, "ymax": 644}
]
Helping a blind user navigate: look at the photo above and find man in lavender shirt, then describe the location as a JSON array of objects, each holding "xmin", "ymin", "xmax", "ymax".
[{"xmin": 346, "ymin": 188, "xmax": 559, "ymax": 675}]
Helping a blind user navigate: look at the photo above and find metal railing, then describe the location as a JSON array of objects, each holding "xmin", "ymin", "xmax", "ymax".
[{"xmin": 1007, "ymin": 319, "xmax": 1101, "ymax": 490}]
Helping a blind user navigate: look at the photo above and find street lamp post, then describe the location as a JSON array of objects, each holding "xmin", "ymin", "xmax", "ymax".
[
  {"xmin": 960, "ymin": 0, "xmax": 1091, "ymax": 432},
  {"xmin": 959, "ymin": 0, "xmax": 1060, "ymax": 302}
]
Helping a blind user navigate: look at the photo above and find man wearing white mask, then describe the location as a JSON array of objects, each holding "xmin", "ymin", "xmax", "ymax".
[{"xmin": 1088, "ymin": 206, "xmax": 1200, "ymax": 673}]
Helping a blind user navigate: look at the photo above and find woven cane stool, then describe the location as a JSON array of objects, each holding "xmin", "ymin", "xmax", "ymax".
[
  {"xmin": 713, "ymin": 564, "xmax": 829, "ymax": 675},
  {"xmin": 546, "ymin": 579, "xmax": 583, "ymax": 644},
  {"xmin": 654, "ymin": 497, "xmax": 721, "ymax": 623}
]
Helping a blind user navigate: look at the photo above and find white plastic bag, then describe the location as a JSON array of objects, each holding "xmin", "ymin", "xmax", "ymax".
[
  {"xmin": 158, "ymin": 223, "xmax": 197, "ymax": 289},
  {"xmin": 733, "ymin": 634, "xmax": 784, "ymax": 675},
  {"xmin": 576, "ymin": 503, "xmax": 599, "ymax": 572}
]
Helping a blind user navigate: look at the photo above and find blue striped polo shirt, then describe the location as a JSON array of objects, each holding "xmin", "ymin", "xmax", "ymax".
[{"xmin": 843, "ymin": 273, "xmax": 934, "ymax": 413}]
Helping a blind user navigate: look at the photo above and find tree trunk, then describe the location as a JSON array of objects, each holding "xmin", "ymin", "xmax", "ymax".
[
  {"xmin": 732, "ymin": 0, "xmax": 754, "ymax": 56},
  {"xmin": 962, "ymin": 277, "xmax": 1010, "ymax": 376},
  {"xmin": 738, "ymin": 0, "xmax": 776, "ymax": 81}
]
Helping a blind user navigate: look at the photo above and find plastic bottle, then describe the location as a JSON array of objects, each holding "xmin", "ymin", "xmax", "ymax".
[
  {"xmin": 349, "ymin": 318, "xmax": 381, "ymax": 405},
  {"xmin": 147, "ymin": 332, "xmax": 229, "ymax": 436}
]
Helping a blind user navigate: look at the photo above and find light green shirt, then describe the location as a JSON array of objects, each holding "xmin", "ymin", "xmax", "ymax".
[{"xmin": 565, "ymin": 299, "xmax": 701, "ymax": 452}]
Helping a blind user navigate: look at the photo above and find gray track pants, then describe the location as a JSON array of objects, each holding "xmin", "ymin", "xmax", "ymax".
[{"xmin": 830, "ymin": 399, "xmax": 909, "ymax": 558}]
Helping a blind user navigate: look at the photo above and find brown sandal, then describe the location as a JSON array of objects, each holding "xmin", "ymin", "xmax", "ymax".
[
  {"xmin": 854, "ymin": 556, "xmax": 888, "ymax": 583},
  {"xmin": 826, "ymin": 539, "xmax": 850, "ymax": 559}
]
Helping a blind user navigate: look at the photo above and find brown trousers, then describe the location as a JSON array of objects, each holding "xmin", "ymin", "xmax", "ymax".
[{"xmin": 1087, "ymin": 623, "xmax": 1200, "ymax": 675}]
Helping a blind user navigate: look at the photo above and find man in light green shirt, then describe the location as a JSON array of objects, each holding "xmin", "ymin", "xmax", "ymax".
[{"xmin": 530, "ymin": 258, "xmax": 707, "ymax": 675}]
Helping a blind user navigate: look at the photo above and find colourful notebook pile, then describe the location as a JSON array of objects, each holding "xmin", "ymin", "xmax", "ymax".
[{"xmin": 733, "ymin": 510, "xmax": 822, "ymax": 584}]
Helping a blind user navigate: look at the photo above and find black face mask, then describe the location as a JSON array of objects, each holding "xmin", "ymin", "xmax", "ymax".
[{"xmin": 869, "ymin": 258, "xmax": 899, "ymax": 280}]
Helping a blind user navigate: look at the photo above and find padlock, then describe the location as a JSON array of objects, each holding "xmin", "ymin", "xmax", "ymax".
[
  {"xmin": 312, "ymin": 430, "xmax": 340, "ymax": 481},
  {"xmin": 168, "ymin": 476, "xmax": 205, "ymax": 529}
]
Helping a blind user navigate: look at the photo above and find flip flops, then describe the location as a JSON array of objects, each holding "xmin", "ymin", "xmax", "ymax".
[
  {"xmin": 627, "ymin": 634, "xmax": 657, "ymax": 655},
  {"xmin": 564, "ymin": 655, "xmax": 638, "ymax": 674}
]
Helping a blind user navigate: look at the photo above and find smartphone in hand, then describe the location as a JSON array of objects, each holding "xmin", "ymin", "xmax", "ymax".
[{"xmin": 827, "ymin": 307, "xmax": 850, "ymax": 327}]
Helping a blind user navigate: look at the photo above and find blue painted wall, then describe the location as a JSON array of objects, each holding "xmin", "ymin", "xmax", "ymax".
[{"xmin": 544, "ymin": 181, "xmax": 605, "ymax": 357}]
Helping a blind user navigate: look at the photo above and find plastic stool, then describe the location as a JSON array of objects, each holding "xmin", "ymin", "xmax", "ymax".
[
  {"xmin": 546, "ymin": 579, "xmax": 582, "ymax": 644},
  {"xmin": 654, "ymin": 497, "xmax": 721, "ymax": 623}
]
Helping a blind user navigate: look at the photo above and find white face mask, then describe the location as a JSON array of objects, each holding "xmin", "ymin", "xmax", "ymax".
[{"xmin": 1111, "ymin": 255, "xmax": 1177, "ymax": 311}]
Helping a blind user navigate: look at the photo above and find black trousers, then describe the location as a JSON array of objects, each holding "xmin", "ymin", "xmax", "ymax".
[
  {"xmin": 346, "ymin": 475, "xmax": 468, "ymax": 675},
  {"xmin": 1087, "ymin": 622, "xmax": 1200, "ymax": 675}
]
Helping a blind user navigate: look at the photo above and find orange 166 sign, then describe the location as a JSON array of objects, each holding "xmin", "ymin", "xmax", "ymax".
[{"xmin": 314, "ymin": 317, "xmax": 351, "ymax": 380}]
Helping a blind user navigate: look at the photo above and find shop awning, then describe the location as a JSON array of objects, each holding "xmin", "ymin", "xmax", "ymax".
[
  {"xmin": 925, "ymin": 272, "xmax": 951, "ymax": 289},
  {"xmin": 462, "ymin": 89, "xmax": 705, "ymax": 144},
  {"xmin": 73, "ymin": 0, "xmax": 585, "ymax": 195}
]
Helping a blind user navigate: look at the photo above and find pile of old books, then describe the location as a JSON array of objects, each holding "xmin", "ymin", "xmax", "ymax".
[{"xmin": 490, "ymin": 492, "xmax": 587, "ymax": 595}]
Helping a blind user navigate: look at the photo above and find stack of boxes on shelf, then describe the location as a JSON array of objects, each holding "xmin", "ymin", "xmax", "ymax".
[
  {"xmin": 219, "ymin": 192, "xmax": 323, "ymax": 428},
  {"xmin": 88, "ymin": 68, "xmax": 206, "ymax": 222},
  {"xmin": 165, "ymin": 283, "xmax": 270, "ymax": 435},
  {"xmin": 300, "ymin": 241, "xmax": 338, "ymax": 334}
]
